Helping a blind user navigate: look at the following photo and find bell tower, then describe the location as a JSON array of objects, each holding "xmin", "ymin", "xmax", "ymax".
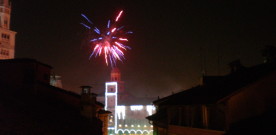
[
  {"xmin": 0, "ymin": 0, "xmax": 16, "ymax": 59},
  {"xmin": 110, "ymin": 67, "xmax": 125, "ymax": 93},
  {"xmin": 105, "ymin": 67, "xmax": 124, "ymax": 133},
  {"xmin": 105, "ymin": 81, "xmax": 118, "ymax": 132},
  {"xmin": 111, "ymin": 67, "xmax": 121, "ymax": 81}
]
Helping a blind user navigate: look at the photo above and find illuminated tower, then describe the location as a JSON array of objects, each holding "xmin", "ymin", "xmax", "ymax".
[
  {"xmin": 105, "ymin": 68, "xmax": 118, "ymax": 133},
  {"xmin": 105, "ymin": 68, "xmax": 156, "ymax": 135},
  {"xmin": 105, "ymin": 68, "xmax": 125, "ymax": 134},
  {"xmin": 0, "ymin": 0, "xmax": 16, "ymax": 59}
]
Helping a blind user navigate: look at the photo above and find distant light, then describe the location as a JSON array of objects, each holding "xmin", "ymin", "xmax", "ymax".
[
  {"xmin": 146, "ymin": 105, "xmax": 156, "ymax": 115},
  {"xmin": 111, "ymin": 28, "xmax": 117, "ymax": 33},
  {"xmin": 126, "ymin": 31, "xmax": 133, "ymax": 34},
  {"xmin": 107, "ymin": 20, "xmax": 110, "ymax": 28},
  {"xmin": 119, "ymin": 124, "xmax": 122, "ymax": 127},
  {"xmin": 115, "ymin": 10, "xmax": 123, "ymax": 22},
  {"xmin": 144, "ymin": 125, "xmax": 147, "ymax": 127},
  {"xmin": 137, "ymin": 125, "xmax": 140, "ymax": 127},
  {"xmin": 131, "ymin": 125, "xmax": 134, "ymax": 127},
  {"xmin": 116, "ymin": 105, "xmax": 126, "ymax": 119},
  {"xmin": 125, "ymin": 124, "xmax": 128, "ymax": 127},
  {"xmin": 130, "ymin": 105, "xmax": 143, "ymax": 111},
  {"xmin": 119, "ymin": 38, "xmax": 128, "ymax": 41}
]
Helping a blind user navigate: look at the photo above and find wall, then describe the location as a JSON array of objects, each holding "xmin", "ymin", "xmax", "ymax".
[
  {"xmin": 0, "ymin": 59, "xmax": 51, "ymax": 86},
  {"xmin": 35, "ymin": 82, "xmax": 81, "ymax": 109},
  {"xmin": 168, "ymin": 125, "xmax": 225, "ymax": 135},
  {"xmin": 226, "ymin": 71, "xmax": 276, "ymax": 126}
]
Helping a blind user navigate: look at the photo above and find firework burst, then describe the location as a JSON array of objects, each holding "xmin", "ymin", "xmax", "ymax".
[{"xmin": 81, "ymin": 10, "xmax": 132, "ymax": 67}]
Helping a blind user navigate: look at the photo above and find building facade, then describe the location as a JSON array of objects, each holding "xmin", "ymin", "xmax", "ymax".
[
  {"xmin": 0, "ymin": 58, "xmax": 105, "ymax": 134},
  {"xmin": 104, "ymin": 68, "xmax": 156, "ymax": 135},
  {"xmin": 0, "ymin": 0, "xmax": 16, "ymax": 59},
  {"xmin": 0, "ymin": 58, "xmax": 111, "ymax": 135},
  {"xmin": 147, "ymin": 61, "xmax": 276, "ymax": 135}
]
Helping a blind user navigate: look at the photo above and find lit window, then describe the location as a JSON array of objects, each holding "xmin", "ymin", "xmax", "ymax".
[
  {"xmin": 137, "ymin": 125, "xmax": 140, "ymax": 127},
  {"xmin": 131, "ymin": 125, "xmax": 134, "ymax": 127},
  {"xmin": 144, "ymin": 125, "xmax": 147, "ymax": 127}
]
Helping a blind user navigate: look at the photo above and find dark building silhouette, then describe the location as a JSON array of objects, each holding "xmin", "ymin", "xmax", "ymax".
[
  {"xmin": 147, "ymin": 61, "xmax": 276, "ymax": 135},
  {"xmin": 0, "ymin": 58, "xmax": 109, "ymax": 135}
]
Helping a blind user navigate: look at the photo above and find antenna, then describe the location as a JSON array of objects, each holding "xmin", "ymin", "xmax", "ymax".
[
  {"xmin": 217, "ymin": 44, "xmax": 220, "ymax": 75},
  {"xmin": 200, "ymin": 46, "xmax": 206, "ymax": 76}
]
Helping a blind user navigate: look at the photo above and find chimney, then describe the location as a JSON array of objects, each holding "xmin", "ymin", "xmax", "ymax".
[
  {"xmin": 81, "ymin": 86, "xmax": 92, "ymax": 95},
  {"xmin": 80, "ymin": 86, "xmax": 98, "ymax": 118}
]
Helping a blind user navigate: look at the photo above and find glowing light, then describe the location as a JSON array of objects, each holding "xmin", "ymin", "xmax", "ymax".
[
  {"xmin": 104, "ymin": 81, "xmax": 118, "ymax": 132},
  {"xmin": 126, "ymin": 31, "xmax": 133, "ymax": 34},
  {"xmin": 81, "ymin": 14, "xmax": 92, "ymax": 24},
  {"xmin": 80, "ymin": 23, "xmax": 91, "ymax": 29},
  {"xmin": 146, "ymin": 105, "xmax": 156, "ymax": 115},
  {"xmin": 104, "ymin": 80, "xmax": 155, "ymax": 134},
  {"xmin": 111, "ymin": 28, "xmax": 117, "ymax": 33},
  {"xmin": 81, "ymin": 10, "xmax": 132, "ymax": 67},
  {"xmin": 117, "ymin": 26, "xmax": 124, "ymax": 31},
  {"xmin": 116, "ymin": 129, "xmax": 152, "ymax": 135},
  {"xmin": 119, "ymin": 38, "xmax": 128, "ymax": 41},
  {"xmin": 151, "ymin": 125, "xmax": 153, "ymax": 128},
  {"xmin": 116, "ymin": 105, "xmax": 126, "ymax": 119},
  {"xmin": 115, "ymin": 10, "xmax": 123, "ymax": 22},
  {"xmin": 130, "ymin": 105, "xmax": 143, "ymax": 111},
  {"xmin": 107, "ymin": 20, "xmax": 110, "ymax": 28}
]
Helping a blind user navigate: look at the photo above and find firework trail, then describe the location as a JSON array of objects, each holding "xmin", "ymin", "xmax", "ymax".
[{"xmin": 81, "ymin": 10, "xmax": 132, "ymax": 67}]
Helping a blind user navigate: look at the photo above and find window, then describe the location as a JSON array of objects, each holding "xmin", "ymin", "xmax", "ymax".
[
  {"xmin": 4, "ymin": 19, "xmax": 8, "ymax": 28},
  {"xmin": 0, "ymin": 49, "xmax": 9, "ymax": 56},
  {"xmin": 1, "ymin": 33, "xmax": 10, "ymax": 41}
]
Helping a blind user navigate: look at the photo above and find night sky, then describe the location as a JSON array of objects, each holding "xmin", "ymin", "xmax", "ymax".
[{"xmin": 11, "ymin": 0, "xmax": 275, "ymax": 97}]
